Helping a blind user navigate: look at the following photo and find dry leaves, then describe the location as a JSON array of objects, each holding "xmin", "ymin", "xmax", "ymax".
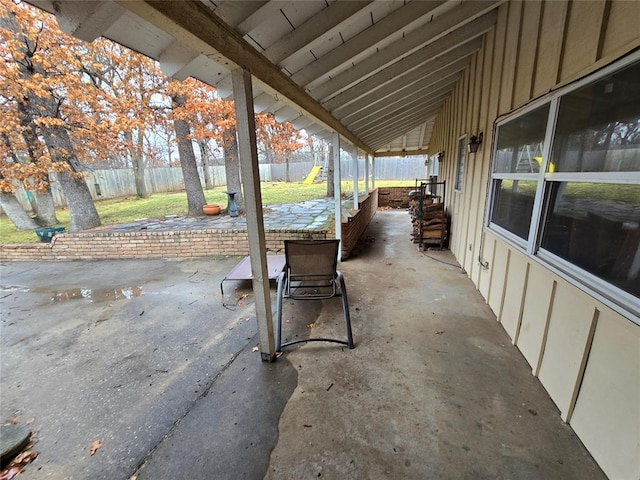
[
  {"xmin": 89, "ymin": 440, "xmax": 103, "ymax": 456},
  {"xmin": 306, "ymin": 322, "xmax": 316, "ymax": 329},
  {"xmin": 435, "ymin": 330, "xmax": 445, "ymax": 335},
  {"xmin": 0, "ymin": 434, "xmax": 38, "ymax": 480}
]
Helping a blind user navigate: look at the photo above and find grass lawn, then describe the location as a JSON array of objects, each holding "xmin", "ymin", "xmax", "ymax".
[{"xmin": 1, "ymin": 180, "xmax": 412, "ymax": 244}]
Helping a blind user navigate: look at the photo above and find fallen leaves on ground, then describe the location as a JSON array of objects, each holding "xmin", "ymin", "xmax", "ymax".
[
  {"xmin": 0, "ymin": 434, "xmax": 38, "ymax": 480},
  {"xmin": 307, "ymin": 322, "xmax": 316, "ymax": 328},
  {"xmin": 435, "ymin": 330, "xmax": 445, "ymax": 335},
  {"xmin": 89, "ymin": 440, "xmax": 103, "ymax": 456}
]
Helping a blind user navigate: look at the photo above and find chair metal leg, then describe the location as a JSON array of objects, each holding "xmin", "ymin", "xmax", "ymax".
[
  {"xmin": 275, "ymin": 272, "xmax": 285, "ymax": 352},
  {"xmin": 337, "ymin": 271, "xmax": 354, "ymax": 349}
]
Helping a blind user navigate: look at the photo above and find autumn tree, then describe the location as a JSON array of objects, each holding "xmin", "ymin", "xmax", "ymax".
[
  {"xmin": 168, "ymin": 81, "xmax": 206, "ymax": 216},
  {"xmin": 0, "ymin": 0, "xmax": 101, "ymax": 231},
  {"xmin": 81, "ymin": 40, "xmax": 168, "ymax": 197}
]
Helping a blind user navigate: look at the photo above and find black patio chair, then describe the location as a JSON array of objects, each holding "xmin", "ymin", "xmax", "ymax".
[{"xmin": 275, "ymin": 239, "xmax": 354, "ymax": 352}]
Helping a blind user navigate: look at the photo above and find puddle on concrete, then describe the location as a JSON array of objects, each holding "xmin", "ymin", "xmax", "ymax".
[
  {"xmin": 0, "ymin": 285, "xmax": 143, "ymax": 303},
  {"xmin": 51, "ymin": 287, "xmax": 143, "ymax": 303}
]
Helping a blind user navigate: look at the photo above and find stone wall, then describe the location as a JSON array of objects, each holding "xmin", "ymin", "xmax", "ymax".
[
  {"xmin": 377, "ymin": 186, "xmax": 413, "ymax": 209},
  {"xmin": 340, "ymin": 188, "xmax": 378, "ymax": 260}
]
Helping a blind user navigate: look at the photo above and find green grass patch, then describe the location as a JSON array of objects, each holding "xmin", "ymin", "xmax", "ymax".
[{"xmin": 1, "ymin": 180, "xmax": 411, "ymax": 244}]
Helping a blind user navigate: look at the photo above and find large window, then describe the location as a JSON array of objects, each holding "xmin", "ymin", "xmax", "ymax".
[
  {"xmin": 488, "ymin": 57, "xmax": 640, "ymax": 318},
  {"xmin": 489, "ymin": 104, "xmax": 550, "ymax": 242}
]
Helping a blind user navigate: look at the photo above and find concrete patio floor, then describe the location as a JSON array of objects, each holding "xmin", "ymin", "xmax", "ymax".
[{"xmin": 0, "ymin": 210, "xmax": 605, "ymax": 479}]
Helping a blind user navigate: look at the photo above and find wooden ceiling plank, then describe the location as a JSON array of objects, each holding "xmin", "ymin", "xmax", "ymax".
[
  {"xmin": 291, "ymin": 1, "xmax": 446, "ymax": 87},
  {"xmin": 264, "ymin": 1, "xmax": 372, "ymax": 64},
  {"xmin": 321, "ymin": 35, "xmax": 483, "ymax": 110},
  {"xmin": 339, "ymin": 71, "xmax": 461, "ymax": 124},
  {"xmin": 311, "ymin": 4, "xmax": 500, "ymax": 101},
  {"xmin": 346, "ymin": 88, "xmax": 453, "ymax": 135},
  {"xmin": 330, "ymin": 54, "xmax": 471, "ymax": 116}
]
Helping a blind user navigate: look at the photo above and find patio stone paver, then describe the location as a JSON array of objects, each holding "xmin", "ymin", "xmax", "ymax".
[{"xmin": 91, "ymin": 199, "xmax": 337, "ymax": 234}]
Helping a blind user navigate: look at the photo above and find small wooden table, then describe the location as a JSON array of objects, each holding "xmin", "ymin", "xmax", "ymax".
[{"xmin": 220, "ymin": 255, "xmax": 286, "ymax": 295}]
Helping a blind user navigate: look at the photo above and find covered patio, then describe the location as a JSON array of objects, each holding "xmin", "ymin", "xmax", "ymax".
[
  {"xmin": 15, "ymin": 1, "xmax": 640, "ymax": 478},
  {"xmin": 0, "ymin": 211, "xmax": 604, "ymax": 478}
]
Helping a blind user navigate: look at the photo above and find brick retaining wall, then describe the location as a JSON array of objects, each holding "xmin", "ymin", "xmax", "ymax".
[
  {"xmin": 0, "ymin": 192, "xmax": 380, "ymax": 262},
  {"xmin": 0, "ymin": 229, "xmax": 328, "ymax": 262},
  {"xmin": 377, "ymin": 186, "xmax": 413, "ymax": 209},
  {"xmin": 341, "ymin": 188, "xmax": 378, "ymax": 260}
]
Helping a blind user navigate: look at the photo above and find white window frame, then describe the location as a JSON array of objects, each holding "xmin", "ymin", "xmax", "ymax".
[{"xmin": 486, "ymin": 52, "xmax": 640, "ymax": 322}]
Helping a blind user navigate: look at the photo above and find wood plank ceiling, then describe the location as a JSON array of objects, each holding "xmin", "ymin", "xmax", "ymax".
[{"xmin": 31, "ymin": 0, "xmax": 502, "ymax": 156}]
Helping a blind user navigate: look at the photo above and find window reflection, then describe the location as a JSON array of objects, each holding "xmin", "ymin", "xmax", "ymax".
[{"xmin": 541, "ymin": 182, "xmax": 640, "ymax": 296}]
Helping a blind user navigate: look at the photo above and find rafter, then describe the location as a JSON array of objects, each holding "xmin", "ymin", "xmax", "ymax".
[{"xmin": 310, "ymin": 4, "xmax": 499, "ymax": 101}]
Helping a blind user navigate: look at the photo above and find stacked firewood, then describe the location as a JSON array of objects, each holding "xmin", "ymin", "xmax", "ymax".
[{"xmin": 410, "ymin": 196, "xmax": 448, "ymax": 249}]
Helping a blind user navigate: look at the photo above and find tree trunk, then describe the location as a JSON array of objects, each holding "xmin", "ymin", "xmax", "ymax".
[
  {"xmin": 124, "ymin": 130, "xmax": 148, "ymax": 198},
  {"xmin": 171, "ymin": 94, "xmax": 206, "ymax": 216},
  {"xmin": 4, "ymin": 119, "xmax": 59, "ymax": 226},
  {"xmin": 37, "ymin": 114, "xmax": 101, "ymax": 232},
  {"xmin": 326, "ymin": 143, "xmax": 335, "ymax": 197},
  {"xmin": 223, "ymin": 128, "xmax": 245, "ymax": 213},
  {"xmin": 199, "ymin": 140, "xmax": 213, "ymax": 189},
  {"xmin": 0, "ymin": 192, "xmax": 38, "ymax": 231},
  {"xmin": 33, "ymin": 189, "xmax": 58, "ymax": 226}
]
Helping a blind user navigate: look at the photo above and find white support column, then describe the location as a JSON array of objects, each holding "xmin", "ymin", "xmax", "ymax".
[
  {"xmin": 364, "ymin": 153, "xmax": 370, "ymax": 195},
  {"xmin": 372, "ymin": 156, "xmax": 376, "ymax": 189},
  {"xmin": 333, "ymin": 133, "xmax": 342, "ymax": 249},
  {"xmin": 352, "ymin": 146, "xmax": 359, "ymax": 210},
  {"xmin": 231, "ymin": 68, "xmax": 275, "ymax": 362}
]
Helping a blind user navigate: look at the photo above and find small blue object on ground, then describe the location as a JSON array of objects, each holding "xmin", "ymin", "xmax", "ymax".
[{"xmin": 35, "ymin": 226, "xmax": 65, "ymax": 243}]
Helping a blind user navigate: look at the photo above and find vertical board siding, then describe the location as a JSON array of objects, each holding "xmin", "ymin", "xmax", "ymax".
[
  {"xmin": 516, "ymin": 264, "xmax": 557, "ymax": 371},
  {"xmin": 426, "ymin": 3, "xmax": 640, "ymax": 477},
  {"xmin": 537, "ymin": 282, "xmax": 597, "ymax": 420},
  {"xmin": 569, "ymin": 306, "xmax": 640, "ymax": 480},
  {"xmin": 499, "ymin": 250, "xmax": 528, "ymax": 340},
  {"xmin": 600, "ymin": 0, "xmax": 640, "ymax": 59},
  {"xmin": 513, "ymin": 1, "xmax": 542, "ymax": 108},
  {"xmin": 559, "ymin": 1, "xmax": 607, "ymax": 81},
  {"xmin": 532, "ymin": 1, "xmax": 568, "ymax": 96}
]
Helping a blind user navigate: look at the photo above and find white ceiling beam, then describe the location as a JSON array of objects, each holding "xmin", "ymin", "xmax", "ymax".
[
  {"xmin": 360, "ymin": 98, "xmax": 445, "ymax": 136},
  {"xmin": 310, "ymin": 4, "xmax": 499, "ymax": 101},
  {"xmin": 321, "ymin": 35, "xmax": 483, "ymax": 110},
  {"xmin": 366, "ymin": 112, "xmax": 442, "ymax": 149},
  {"xmin": 339, "ymin": 71, "xmax": 461, "ymax": 125},
  {"xmin": 349, "ymin": 89, "xmax": 453, "ymax": 134},
  {"xmin": 236, "ymin": 1, "xmax": 288, "ymax": 36},
  {"xmin": 360, "ymin": 103, "xmax": 444, "ymax": 143},
  {"xmin": 273, "ymin": 105, "xmax": 301, "ymax": 123},
  {"xmin": 211, "ymin": 1, "xmax": 269, "ymax": 29},
  {"xmin": 264, "ymin": 1, "xmax": 372, "ymax": 65},
  {"xmin": 122, "ymin": 1, "xmax": 371, "ymax": 153},
  {"xmin": 49, "ymin": 0, "xmax": 125, "ymax": 42},
  {"xmin": 374, "ymin": 148, "xmax": 431, "ymax": 158},
  {"xmin": 158, "ymin": 41, "xmax": 201, "ymax": 80},
  {"xmin": 331, "ymin": 54, "xmax": 471, "ymax": 118},
  {"xmin": 291, "ymin": 1, "xmax": 446, "ymax": 87}
]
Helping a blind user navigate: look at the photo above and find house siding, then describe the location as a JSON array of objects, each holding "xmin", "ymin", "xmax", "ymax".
[{"xmin": 429, "ymin": 2, "xmax": 640, "ymax": 478}]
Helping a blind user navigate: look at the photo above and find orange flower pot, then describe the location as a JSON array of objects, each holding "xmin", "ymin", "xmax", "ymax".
[{"xmin": 203, "ymin": 204, "xmax": 221, "ymax": 215}]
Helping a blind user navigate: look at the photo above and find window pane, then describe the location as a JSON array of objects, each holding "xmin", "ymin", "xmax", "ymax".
[
  {"xmin": 541, "ymin": 182, "xmax": 640, "ymax": 297},
  {"xmin": 455, "ymin": 136, "xmax": 466, "ymax": 190},
  {"xmin": 490, "ymin": 179, "xmax": 538, "ymax": 239},
  {"xmin": 494, "ymin": 104, "xmax": 550, "ymax": 173},
  {"xmin": 551, "ymin": 61, "xmax": 640, "ymax": 172}
]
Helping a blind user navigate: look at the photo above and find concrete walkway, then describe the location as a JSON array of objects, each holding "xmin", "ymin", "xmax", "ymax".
[{"xmin": 0, "ymin": 210, "xmax": 605, "ymax": 479}]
